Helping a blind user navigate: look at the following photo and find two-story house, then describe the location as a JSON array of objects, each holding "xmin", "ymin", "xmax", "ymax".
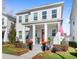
[
  {"xmin": 70, "ymin": 0, "xmax": 77, "ymax": 42},
  {"xmin": 2, "ymin": 13, "xmax": 16, "ymax": 43},
  {"xmin": 16, "ymin": 2, "xmax": 64, "ymax": 45}
]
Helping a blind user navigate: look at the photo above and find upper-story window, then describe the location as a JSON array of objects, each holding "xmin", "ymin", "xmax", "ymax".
[
  {"xmin": 34, "ymin": 13, "xmax": 38, "ymax": 20},
  {"xmin": 2, "ymin": 18, "xmax": 4, "ymax": 25},
  {"xmin": 52, "ymin": 9, "xmax": 57, "ymax": 18},
  {"xmin": 25, "ymin": 15, "xmax": 28, "ymax": 22},
  {"xmin": 19, "ymin": 16, "xmax": 22, "ymax": 23},
  {"xmin": 42, "ymin": 11, "xmax": 47, "ymax": 19}
]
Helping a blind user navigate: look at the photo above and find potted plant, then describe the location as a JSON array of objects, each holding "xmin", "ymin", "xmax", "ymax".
[
  {"xmin": 28, "ymin": 39, "xmax": 33, "ymax": 50},
  {"xmin": 41, "ymin": 41, "xmax": 47, "ymax": 51}
]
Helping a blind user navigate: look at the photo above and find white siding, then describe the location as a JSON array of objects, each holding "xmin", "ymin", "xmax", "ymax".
[
  {"xmin": 16, "ymin": 3, "xmax": 63, "ymax": 44},
  {"xmin": 16, "ymin": 15, "xmax": 29, "ymax": 42},
  {"xmin": 2, "ymin": 15, "xmax": 7, "ymax": 27},
  {"xmin": 70, "ymin": 0, "xmax": 77, "ymax": 42},
  {"xmin": 2, "ymin": 15, "xmax": 15, "ymax": 42},
  {"xmin": 30, "ymin": 6, "xmax": 62, "ymax": 22},
  {"xmin": 17, "ymin": 6, "xmax": 62, "ymax": 23}
]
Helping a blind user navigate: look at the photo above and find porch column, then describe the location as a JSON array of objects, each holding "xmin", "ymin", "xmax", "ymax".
[
  {"xmin": 44, "ymin": 23, "xmax": 47, "ymax": 41},
  {"xmin": 33, "ymin": 24, "xmax": 35, "ymax": 45},
  {"xmin": 4, "ymin": 30, "xmax": 8, "ymax": 42},
  {"xmin": 58, "ymin": 22, "xmax": 60, "ymax": 31},
  {"xmin": 23, "ymin": 26, "xmax": 26, "ymax": 43}
]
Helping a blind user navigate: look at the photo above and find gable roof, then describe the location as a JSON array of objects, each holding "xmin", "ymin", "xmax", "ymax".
[
  {"xmin": 2, "ymin": 13, "xmax": 16, "ymax": 23},
  {"xmin": 16, "ymin": 1, "xmax": 64, "ymax": 15}
]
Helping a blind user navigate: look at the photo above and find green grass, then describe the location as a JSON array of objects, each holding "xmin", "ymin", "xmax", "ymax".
[
  {"xmin": 2, "ymin": 47, "xmax": 29, "ymax": 56},
  {"xmin": 42, "ymin": 52, "xmax": 76, "ymax": 59},
  {"xmin": 2, "ymin": 47, "xmax": 13, "ymax": 54},
  {"xmin": 34, "ymin": 47, "xmax": 77, "ymax": 59},
  {"xmin": 43, "ymin": 53, "xmax": 62, "ymax": 59},
  {"xmin": 68, "ymin": 47, "xmax": 77, "ymax": 57},
  {"xmin": 68, "ymin": 47, "xmax": 76, "ymax": 53},
  {"xmin": 56, "ymin": 52, "xmax": 76, "ymax": 59}
]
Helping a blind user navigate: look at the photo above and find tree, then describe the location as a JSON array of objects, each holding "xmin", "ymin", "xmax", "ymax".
[{"xmin": 8, "ymin": 23, "xmax": 16, "ymax": 44}]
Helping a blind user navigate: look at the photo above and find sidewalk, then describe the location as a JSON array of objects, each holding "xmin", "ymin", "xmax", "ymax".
[{"xmin": 2, "ymin": 44, "xmax": 42, "ymax": 59}]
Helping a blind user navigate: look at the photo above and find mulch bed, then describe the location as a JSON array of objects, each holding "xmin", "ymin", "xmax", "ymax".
[
  {"xmin": 2, "ymin": 44, "xmax": 29, "ymax": 56},
  {"xmin": 32, "ymin": 50, "xmax": 52, "ymax": 59},
  {"xmin": 11, "ymin": 48, "xmax": 29, "ymax": 56}
]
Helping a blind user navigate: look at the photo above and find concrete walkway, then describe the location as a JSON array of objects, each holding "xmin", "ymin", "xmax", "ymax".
[{"xmin": 2, "ymin": 44, "xmax": 42, "ymax": 59}]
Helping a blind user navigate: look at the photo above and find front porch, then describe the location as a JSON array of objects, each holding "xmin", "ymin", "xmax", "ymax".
[{"xmin": 24, "ymin": 21, "xmax": 61, "ymax": 45}]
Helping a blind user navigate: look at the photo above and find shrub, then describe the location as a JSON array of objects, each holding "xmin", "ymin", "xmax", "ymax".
[
  {"xmin": 69, "ymin": 41, "xmax": 77, "ymax": 48},
  {"xmin": 61, "ymin": 39, "xmax": 68, "ymax": 45},
  {"xmin": 3, "ymin": 42, "xmax": 11, "ymax": 44},
  {"xmin": 2, "ymin": 44, "xmax": 15, "ymax": 48},
  {"xmin": 16, "ymin": 40, "xmax": 20, "ymax": 43},
  {"xmin": 2, "ymin": 41, "xmax": 4, "ymax": 44},
  {"xmin": 70, "ymin": 52, "xmax": 77, "ymax": 57},
  {"xmin": 15, "ymin": 42, "xmax": 24, "ymax": 48},
  {"xmin": 47, "ymin": 37, "xmax": 51, "ymax": 44},
  {"xmin": 2, "ymin": 44, "xmax": 10, "ymax": 48},
  {"xmin": 51, "ymin": 47, "xmax": 57, "ymax": 53},
  {"xmin": 61, "ymin": 45, "xmax": 68, "ymax": 51},
  {"xmin": 51, "ymin": 45, "xmax": 68, "ymax": 52}
]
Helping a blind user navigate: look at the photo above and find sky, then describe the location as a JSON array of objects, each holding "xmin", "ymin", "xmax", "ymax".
[{"xmin": 3, "ymin": 0, "xmax": 73, "ymax": 35}]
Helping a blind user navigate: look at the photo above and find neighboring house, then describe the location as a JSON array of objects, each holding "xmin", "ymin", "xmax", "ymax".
[
  {"xmin": 2, "ymin": 13, "xmax": 16, "ymax": 42},
  {"xmin": 70, "ymin": 0, "xmax": 77, "ymax": 42},
  {"xmin": 16, "ymin": 2, "xmax": 64, "ymax": 45}
]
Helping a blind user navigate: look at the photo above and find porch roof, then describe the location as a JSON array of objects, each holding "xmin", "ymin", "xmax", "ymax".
[{"xmin": 22, "ymin": 19, "xmax": 63, "ymax": 26}]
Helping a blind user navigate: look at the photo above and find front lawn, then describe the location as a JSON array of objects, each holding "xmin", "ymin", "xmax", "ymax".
[
  {"xmin": 2, "ymin": 47, "xmax": 29, "ymax": 56},
  {"xmin": 2, "ymin": 44, "xmax": 29, "ymax": 56},
  {"xmin": 32, "ymin": 47, "xmax": 77, "ymax": 59}
]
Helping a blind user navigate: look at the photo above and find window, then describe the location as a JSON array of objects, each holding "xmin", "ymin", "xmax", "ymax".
[
  {"xmin": 25, "ymin": 31, "xmax": 29, "ymax": 39},
  {"xmin": 42, "ymin": 11, "xmax": 47, "ymax": 19},
  {"xmin": 52, "ymin": 29, "xmax": 56, "ymax": 36},
  {"xmin": 73, "ymin": 21, "xmax": 75, "ymax": 25},
  {"xmin": 34, "ymin": 13, "xmax": 38, "ymax": 20},
  {"xmin": 35, "ymin": 30, "xmax": 37, "ymax": 36},
  {"xmin": 2, "ymin": 18, "xmax": 4, "ymax": 25},
  {"xmin": 2, "ymin": 31, "xmax": 5, "ymax": 39},
  {"xmin": 2, "ymin": 31, "xmax": 5, "ymax": 43},
  {"xmin": 19, "ymin": 31, "xmax": 22, "ymax": 39},
  {"xmin": 25, "ymin": 31, "xmax": 28, "ymax": 36},
  {"xmin": 52, "ymin": 9, "xmax": 57, "ymax": 18},
  {"xmin": 73, "ymin": 36, "xmax": 74, "ymax": 40},
  {"xmin": 25, "ymin": 15, "xmax": 28, "ymax": 22},
  {"xmin": 42, "ymin": 29, "xmax": 44, "ymax": 35},
  {"xmin": 19, "ymin": 16, "xmax": 22, "ymax": 23}
]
